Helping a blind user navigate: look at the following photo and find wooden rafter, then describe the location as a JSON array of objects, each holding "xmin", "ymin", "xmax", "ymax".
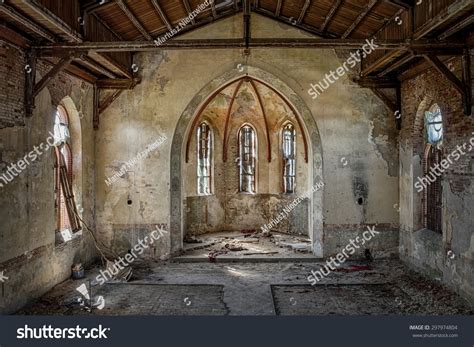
[
  {"xmin": 378, "ymin": 52, "xmax": 416, "ymax": 77},
  {"xmin": 298, "ymin": 0, "xmax": 311, "ymax": 24},
  {"xmin": 150, "ymin": 0, "xmax": 173, "ymax": 31},
  {"xmin": 438, "ymin": 14, "xmax": 474, "ymax": 40},
  {"xmin": 0, "ymin": 22, "xmax": 31, "ymax": 49},
  {"xmin": 96, "ymin": 78, "xmax": 140, "ymax": 89},
  {"xmin": 342, "ymin": 0, "xmax": 379, "ymax": 38},
  {"xmin": 79, "ymin": 55, "xmax": 116, "ymax": 79},
  {"xmin": 210, "ymin": 0, "xmax": 217, "ymax": 18},
  {"xmin": 0, "ymin": 2, "xmax": 56, "ymax": 42},
  {"xmin": 182, "ymin": 0, "xmax": 196, "ymax": 24},
  {"xmin": 21, "ymin": 0, "xmax": 82, "ymax": 42},
  {"xmin": 275, "ymin": 0, "xmax": 283, "ymax": 17},
  {"xmin": 116, "ymin": 0, "xmax": 152, "ymax": 40},
  {"xmin": 320, "ymin": 0, "xmax": 343, "ymax": 32},
  {"xmin": 414, "ymin": 0, "xmax": 474, "ymax": 39}
]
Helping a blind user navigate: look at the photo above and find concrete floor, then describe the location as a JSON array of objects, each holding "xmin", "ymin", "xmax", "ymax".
[{"xmin": 17, "ymin": 259, "xmax": 472, "ymax": 316}]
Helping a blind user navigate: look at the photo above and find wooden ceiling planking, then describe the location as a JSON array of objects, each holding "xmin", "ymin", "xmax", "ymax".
[
  {"xmin": 0, "ymin": 11, "xmax": 54, "ymax": 42},
  {"xmin": 162, "ymin": 0, "xmax": 188, "ymax": 25},
  {"xmin": 280, "ymin": 0, "xmax": 307, "ymax": 22},
  {"xmin": 259, "ymin": 0, "xmax": 278, "ymax": 14},
  {"xmin": 303, "ymin": 1, "xmax": 331, "ymax": 29},
  {"xmin": 188, "ymin": 0, "xmax": 215, "ymax": 21},
  {"xmin": 95, "ymin": 3, "xmax": 142, "ymax": 40},
  {"xmin": 126, "ymin": 0, "xmax": 166, "ymax": 36}
]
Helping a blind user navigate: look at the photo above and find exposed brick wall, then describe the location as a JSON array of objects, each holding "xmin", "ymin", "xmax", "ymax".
[
  {"xmin": 0, "ymin": 42, "xmax": 26, "ymax": 128},
  {"xmin": 401, "ymin": 56, "xmax": 474, "ymax": 194}
]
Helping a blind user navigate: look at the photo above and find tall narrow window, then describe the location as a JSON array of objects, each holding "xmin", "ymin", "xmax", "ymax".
[
  {"xmin": 282, "ymin": 123, "xmax": 296, "ymax": 193},
  {"xmin": 239, "ymin": 125, "xmax": 257, "ymax": 193},
  {"xmin": 423, "ymin": 104, "xmax": 443, "ymax": 233},
  {"xmin": 197, "ymin": 122, "xmax": 213, "ymax": 195},
  {"xmin": 54, "ymin": 106, "xmax": 80, "ymax": 237}
]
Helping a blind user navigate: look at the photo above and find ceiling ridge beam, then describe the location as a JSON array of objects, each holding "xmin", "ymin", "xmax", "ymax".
[
  {"xmin": 342, "ymin": 0, "xmax": 379, "ymax": 38},
  {"xmin": 150, "ymin": 0, "xmax": 173, "ymax": 31},
  {"xmin": 116, "ymin": 0, "xmax": 152, "ymax": 40},
  {"xmin": 320, "ymin": 0, "xmax": 343, "ymax": 32},
  {"xmin": 298, "ymin": 0, "xmax": 311, "ymax": 24}
]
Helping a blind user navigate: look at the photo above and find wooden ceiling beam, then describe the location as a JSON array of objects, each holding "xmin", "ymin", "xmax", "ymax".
[
  {"xmin": 0, "ymin": 2, "xmax": 56, "ymax": 42},
  {"xmin": 96, "ymin": 78, "xmax": 140, "ymax": 89},
  {"xmin": 78, "ymin": 55, "xmax": 117, "ymax": 79},
  {"xmin": 34, "ymin": 38, "xmax": 467, "ymax": 53},
  {"xmin": 99, "ymin": 89, "xmax": 124, "ymax": 114},
  {"xmin": 414, "ymin": 0, "xmax": 474, "ymax": 39},
  {"xmin": 0, "ymin": 22, "xmax": 31, "ymax": 49},
  {"xmin": 116, "ymin": 0, "xmax": 153, "ymax": 40},
  {"xmin": 21, "ymin": 0, "xmax": 82, "ymax": 42},
  {"xmin": 342, "ymin": 0, "xmax": 379, "ymax": 38},
  {"xmin": 438, "ymin": 14, "xmax": 474, "ymax": 40},
  {"xmin": 150, "ymin": 0, "xmax": 173, "ymax": 31},
  {"xmin": 378, "ymin": 52, "xmax": 417, "ymax": 77},
  {"xmin": 298, "ymin": 0, "xmax": 311, "ymax": 24},
  {"xmin": 182, "ymin": 0, "xmax": 196, "ymax": 24},
  {"xmin": 275, "ymin": 0, "xmax": 283, "ymax": 17},
  {"xmin": 320, "ymin": 0, "xmax": 343, "ymax": 32},
  {"xmin": 210, "ymin": 0, "xmax": 218, "ymax": 18}
]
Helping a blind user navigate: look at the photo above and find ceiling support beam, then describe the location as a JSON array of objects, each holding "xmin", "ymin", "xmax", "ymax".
[
  {"xmin": 34, "ymin": 38, "xmax": 468, "ymax": 53},
  {"xmin": 33, "ymin": 56, "xmax": 74, "ymax": 98},
  {"xmin": 298, "ymin": 0, "xmax": 311, "ymax": 24},
  {"xmin": 95, "ymin": 78, "xmax": 140, "ymax": 89},
  {"xmin": 413, "ymin": 0, "xmax": 474, "ymax": 39},
  {"xmin": 275, "ymin": 0, "xmax": 283, "ymax": 17},
  {"xmin": 79, "ymin": 55, "xmax": 117, "ymax": 79},
  {"xmin": 353, "ymin": 76, "xmax": 399, "ymax": 88},
  {"xmin": 342, "ymin": 0, "xmax": 379, "ymax": 38},
  {"xmin": 150, "ymin": 0, "xmax": 173, "ymax": 31},
  {"xmin": 21, "ymin": 0, "xmax": 82, "ymax": 42},
  {"xmin": 116, "ymin": 0, "xmax": 153, "ymax": 40},
  {"xmin": 320, "ymin": 0, "xmax": 343, "ymax": 32},
  {"xmin": 182, "ymin": 0, "xmax": 196, "ymax": 24},
  {"xmin": 424, "ymin": 53, "xmax": 471, "ymax": 115},
  {"xmin": 378, "ymin": 52, "xmax": 417, "ymax": 77},
  {"xmin": 210, "ymin": 0, "xmax": 217, "ymax": 18},
  {"xmin": 99, "ymin": 90, "xmax": 124, "ymax": 115},
  {"xmin": 0, "ymin": 2, "xmax": 56, "ymax": 42},
  {"xmin": 438, "ymin": 14, "xmax": 474, "ymax": 40}
]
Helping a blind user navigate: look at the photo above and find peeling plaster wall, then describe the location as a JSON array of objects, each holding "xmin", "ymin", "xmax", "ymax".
[
  {"xmin": 96, "ymin": 14, "xmax": 399, "ymax": 258},
  {"xmin": 399, "ymin": 57, "xmax": 474, "ymax": 305},
  {"xmin": 0, "ymin": 44, "xmax": 97, "ymax": 313}
]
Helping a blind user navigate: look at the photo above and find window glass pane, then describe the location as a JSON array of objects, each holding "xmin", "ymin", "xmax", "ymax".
[
  {"xmin": 282, "ymin": 123, "xmax": 296, "ymax": 193},
  {"xmin": 425, "ymin": 104, "xmax": 443, "ymax": 147},
  {"xmin": 197, "ymin": 122, "xmax": 212, "ymax": 195},
  {"xmin": 239, "ymin": 125, "xmax": 257, "ymax": 193}
]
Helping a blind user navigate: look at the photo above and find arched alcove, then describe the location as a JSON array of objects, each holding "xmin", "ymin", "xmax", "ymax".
[{"xmin": 170, "ymin": 66, "xmax": 324, "ymax": 256}]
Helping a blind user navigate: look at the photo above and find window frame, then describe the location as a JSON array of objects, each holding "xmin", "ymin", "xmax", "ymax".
[
  {"xmin": 238, "ymin": 123, "xmax": 258, "ymax": 194},
  {"xmin": 281, "ymin": 122, "xmax": 297, "ymax": 194},
  {"xmin": 196, "ymin": 121, "xmax": 214, "ymax": 196}
]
